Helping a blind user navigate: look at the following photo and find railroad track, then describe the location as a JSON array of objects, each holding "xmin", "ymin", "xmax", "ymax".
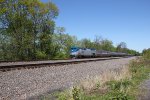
[{"xmin": 0, "ymin": 57, "xmax": 130, "ymax": 72}]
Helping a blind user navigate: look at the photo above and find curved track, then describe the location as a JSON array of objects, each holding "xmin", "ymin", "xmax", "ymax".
[{"xmin": 0, "ymin": 57, "xmax": 130, "ymax": 72}]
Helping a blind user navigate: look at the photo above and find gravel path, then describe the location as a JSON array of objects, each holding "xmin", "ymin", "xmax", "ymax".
[{"xmin": 0, "ymin": 57, "xmax": 135, "ymax": 100}]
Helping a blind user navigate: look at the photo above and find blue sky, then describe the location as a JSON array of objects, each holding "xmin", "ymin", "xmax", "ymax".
[{"xmin": 43, "ymin": 0, "xmax": 150, "ymax": 52}]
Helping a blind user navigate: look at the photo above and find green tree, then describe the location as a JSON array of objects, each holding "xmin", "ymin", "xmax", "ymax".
[
  {"xmin": 93, "ymin": 35, "xmax": 103, "ymax": 50},
  {"xmin": 80, "ymin": 38, "xmax": 94, "ymax": 48},
  {"xmin": 0, "ymin": 0, "xmax": 59, "ymax": 60},
  {"xmin": 116, "ymin": 42, "xmax": 127, "ymax": 53},
  {"xmin": 52, "ymin": 27, "xmax": 78, "ymax": 58},
  {"xmin": 101, "ymin": 39, "xmax": 114, "ymax": 51},
  {"xmin": 142, "ymin": 48, "xmax": 150, "ymax": 60}
]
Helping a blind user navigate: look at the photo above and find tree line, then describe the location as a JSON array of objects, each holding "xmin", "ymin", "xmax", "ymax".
[{"xmin": 0, "ymin": 0, "xmax": 139, "ymax": 61}]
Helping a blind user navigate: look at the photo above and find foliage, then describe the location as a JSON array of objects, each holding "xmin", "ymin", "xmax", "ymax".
[
  {"xmin": 116, "ymin": 42, "xmax": 127, "ymax": 52},
  {"xmin": 0, "ymin": 0, "xmax": 58, "ymax": 60},
  {"xmin": 52, "ymin": 29, "xmax": 78, "ymax": 59},
  {"xmin": 77, "ymin": 37, "xmax": 137, "ymax": 55},
  {"xmin": 116, "ymin": 42, "xmax": 140, "ymax": 55},
  {"xmin": 35, "ymin": 50, "xmax": 47, "ymax": 60},
  {"xmin": 79, "ymin": 37, "xmax": 115, "ymax": 52},
  {"xmin": 72, "ymin": 87, "xmax": 80, "ymax": 100},
  {"xmin": 101, "ymin": 39, "xmax": 114, "ymax": 51},
  {"xmin": 142, "ymin": 48, "xmax": 150, "ymax": 60}
]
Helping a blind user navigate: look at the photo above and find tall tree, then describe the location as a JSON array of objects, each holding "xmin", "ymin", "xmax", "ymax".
[
  {"xmin": 142, "ymin": 48, "xmax": 150, "ymax": 60},
  {"xmin": 101, "ymin": 39, "xmax": 114, "ymax": 51},
  {"xmin": 93, "ymin": 35, "xmax": 103, "ymax": 50},
  {"xmin": 116, "ymin": 42, "xmax": 127, "ymax": 52},
  {"xmin": 0, "ymin": 0, "xmax": 59, "ymax": 60},
  {"xmin": 80, "ymin": 39, "xmax": 94, "ymax": 48},
  {"xmin": 53, "ymin": 27, "xmax": 78, "ymax": 58}
]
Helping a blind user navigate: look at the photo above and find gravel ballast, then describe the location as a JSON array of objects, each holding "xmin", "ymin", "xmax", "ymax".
[{"xmin": 0, "ymin": 57, "xmax": 135, "ymax": 100}]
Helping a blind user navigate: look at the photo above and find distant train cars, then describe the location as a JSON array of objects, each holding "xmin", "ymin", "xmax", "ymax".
[{"xmin": 70, "ymin": 47, "xmax": 129, "ymax": 58}]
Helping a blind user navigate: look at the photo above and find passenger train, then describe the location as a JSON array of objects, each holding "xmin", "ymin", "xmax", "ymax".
[{"xmin": 70, "ymin": 47, "xmax": 129, "ymax": 58}]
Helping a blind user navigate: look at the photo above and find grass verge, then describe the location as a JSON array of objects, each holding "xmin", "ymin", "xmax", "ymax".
[{"xmin": 42, "ymin": 57, "xmax": 150, "ymax": 100}]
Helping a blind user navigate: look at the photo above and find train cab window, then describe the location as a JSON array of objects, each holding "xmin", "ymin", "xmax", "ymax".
[{"xmin": 71, "ymin": 47, "xmax": 79, "ymax": 52}]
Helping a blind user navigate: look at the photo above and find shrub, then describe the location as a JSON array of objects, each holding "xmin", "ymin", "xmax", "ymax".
[
  {"xmin": 35, "ymin": 50, "xmax": 47, "ymax": 60},
  {"xmin": 53, "ymin": 52, "xmax": 68, "ymax": 59},
  {"xmin": 72, "ymin": 86, "xmax": 81, "ymax": 100}
]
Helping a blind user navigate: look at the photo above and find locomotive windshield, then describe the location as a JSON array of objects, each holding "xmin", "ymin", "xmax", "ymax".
[{"xmin": 71, "ymin": 47, "xmax": 79, "ymax": 52}]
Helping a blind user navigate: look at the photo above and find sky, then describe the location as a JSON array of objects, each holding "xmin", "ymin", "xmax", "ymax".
[{"xmin": 42, "ymin": 0, "xmax": 150, "ymax": 52}]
